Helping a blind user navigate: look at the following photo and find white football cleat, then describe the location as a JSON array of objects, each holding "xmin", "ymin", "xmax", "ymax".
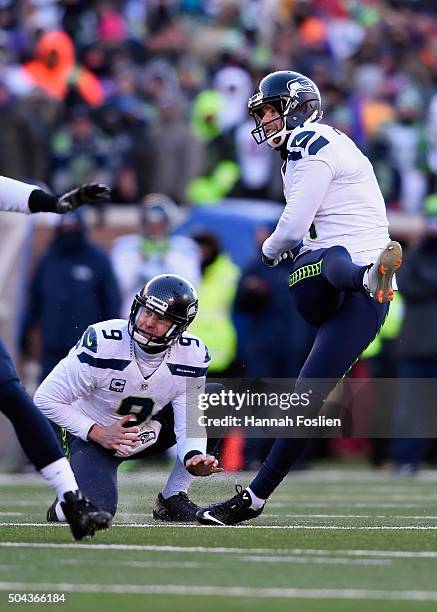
[{"xmin": 364, "ymin": 241, "xmax": 402, "ymax": 304}]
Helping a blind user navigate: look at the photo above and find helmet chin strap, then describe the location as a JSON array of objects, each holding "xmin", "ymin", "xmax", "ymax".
[
  {"xmin": 136, "ymin": 340, "xmax": 167, "ymax": 354},
  {"xmin": 133, "ymin": 323, "xmax": 178, "ymax": 351},
  {"xmin": 266, "ymin": 130, "xmax": 287, "ymax": 148}
]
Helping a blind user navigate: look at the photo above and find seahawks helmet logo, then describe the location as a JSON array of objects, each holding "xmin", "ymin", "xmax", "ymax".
[
  {"xmin": 287, "ymin": 77, "xmax": 316, "ymax": 97},
  {"xmin": 187, "ymin": 302, "xmax": 198, "ymax": 319}
]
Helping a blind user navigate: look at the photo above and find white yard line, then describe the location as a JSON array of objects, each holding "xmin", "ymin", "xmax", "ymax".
[
  {"xmin": 2, "ymin": 521, "xmax": 437, "ymax": 530},
  {"xmin": 263, "ymin": 514, "xmax": 437, "ymax": 519},
  {"xmin": 2, "ymin": 542, "xmax": 437, "ymax": 559},
  {"xmin": 2, "ymin": 469, "xmax": 437, "ymax": 486},
  {"xmin": 59, "ymin": 555, "xmax": 390, "ymax": 567},
  {"xmin": 269, "ymin": 502, "xmax": 436, "ymax": 508},
  {"xmin": 242, "ymin": 555, "xmax": 391, "ymax": 566},
  {"xmin": 58, "ymin": 559, "xmax": 207, "ymax": 569},
  {"xmin": 0, "ymin": 582, "xmax": 437, "ymax": 601}
]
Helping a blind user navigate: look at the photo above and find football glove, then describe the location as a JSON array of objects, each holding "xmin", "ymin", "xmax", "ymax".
[
  {"xmin": 261, "ymin": 250, "xmax": 294, "ymax": 267},
  {"xmin": 56, "ymin": 183, "xmax": 111, "ymax": 214}
]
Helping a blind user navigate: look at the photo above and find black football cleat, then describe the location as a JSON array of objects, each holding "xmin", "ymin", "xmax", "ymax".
[
  {"xmin": 60, "ymin": 491, "xmax": 112, "ymax": 540},
  {"xmin": 196, "ymin": 485, "xmax": 265, "ymax": 526},
  {"xmin": 46, "ymin": 498, "xmax": 59, "ymax": 522},
  {"xmin": 152, "ymin": 491, "xmax": 199, "ymax": 522}
]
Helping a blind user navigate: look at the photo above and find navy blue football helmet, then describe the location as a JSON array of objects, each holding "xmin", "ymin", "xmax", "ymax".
[
  {"xmin": 248, "ymin": 71, "xmax": 323, "ymax": 148},
  {"xmin": 129, "ymin": 274, "xmax": 198, "ymax": 349}
]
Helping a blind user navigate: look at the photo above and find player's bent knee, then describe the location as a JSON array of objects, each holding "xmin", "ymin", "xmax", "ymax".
[{"xmin": 323, "ymin": 245, "xmax": 351, "ymax": 261}]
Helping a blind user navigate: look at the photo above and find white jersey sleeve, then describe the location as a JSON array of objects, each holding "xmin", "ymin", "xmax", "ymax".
[
  {"xmin": 167, "ymin": 333, "xmax": 211, "ymax": 463},
  {"xmin": 34, "ymin": 346, "xmax": 98, "ymax": 441},
  {"xmin": 0, "ymin": 176, "xmax": 38, "ymax": 214},
  {"xmin": 262, "ymin": 157, "xmax": 333, "ymax": 259},
  {"xmin": 172, "ymin": 391, "xmax": 207, "ymax": 463}
]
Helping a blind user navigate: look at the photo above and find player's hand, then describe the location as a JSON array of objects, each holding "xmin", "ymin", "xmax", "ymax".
[
  {"xmin": 56, "ymin": 183, "xmax": 111, "ymax": 213},
  {"xmin": 185, "ymin": 454, "xmax": 224, "ymax": 477},
  {"xmin": 87, "ymin": 416, "xmax": 140, "ymax": 456},
  {"xmin": 261, "ymin": 250, "xmax": 294, "ymax": 267}
]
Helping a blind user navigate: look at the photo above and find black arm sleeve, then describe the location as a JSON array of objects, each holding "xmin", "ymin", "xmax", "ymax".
[{"xmin": 28, "ymin": 189, "xmax": 58, "ymax": 213}]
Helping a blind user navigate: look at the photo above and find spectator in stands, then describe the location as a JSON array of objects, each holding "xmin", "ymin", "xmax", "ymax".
[
  {"xmin": 20, "ymin": 211, "xmax": 121, "ymax": 381},
  {"xmin": 188, "ymin": 89, "xmax": 239, "ymax": 204},
  {"xmin": 0, "ymin": 80, "xmax": 46, "ymax": 181},
  {"xmin": 189, "ymin": 230, "xmax": 240, "ymax": 376},
  {"xmin": 22, "ymin": 30, "xmax": 104, "ymax": 107},
  {"xmin": 111, "ymin": 194, "xmax": 201, "ymax": 316},
  {"xmin": 146, "ymin": 96, "xmax": 203, "ymax": 204},
  {"xmin": 50, "ymin": 105, "xmax": 116, "ymax": 195},
  {"xmin": 391, "ymin": 194, "xmax": 437, "ymax": 472},
  {"xmin": 370, "ymin": 88, "xmax": 427, "ymax": 212}
]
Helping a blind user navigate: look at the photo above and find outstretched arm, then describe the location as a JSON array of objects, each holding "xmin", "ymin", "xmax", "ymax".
[
  {"xmin": 0, "ymin": 175, "xmax": 110, "ymax": 215},
  {"xmin": 172, "ymin": 391, "xmax": 223, "ymax": 476}
]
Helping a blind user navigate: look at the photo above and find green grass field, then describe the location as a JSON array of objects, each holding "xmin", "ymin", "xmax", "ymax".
[{"xmin": 1, "ymin": 466, "xmax": 437, "ymax": 611}]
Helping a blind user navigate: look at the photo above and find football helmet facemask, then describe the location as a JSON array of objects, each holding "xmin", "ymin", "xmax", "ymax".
[
  {"xmin": 128, "ymin": 274, "xmax": 198, "ymax": 349},
  {"xmin": 248, "ymin": 70, "xmax": 323, "ymax": 149}
]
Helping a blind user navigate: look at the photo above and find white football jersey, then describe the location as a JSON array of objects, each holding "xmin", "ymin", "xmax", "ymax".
[
  {"xmin": 262, "ymin": 123, "xmax": 391, "ymax": 266},
  {"xmin": 35, "ymin": 319, "xmax": 210, "ymax": 462}
]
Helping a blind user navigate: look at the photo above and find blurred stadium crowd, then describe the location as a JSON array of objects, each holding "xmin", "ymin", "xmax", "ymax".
[
  {"xmin": 0, "ymin": 0, "xmax": 437, "ymax": 473},
  {"xmin": 0, "ymin": 0, "xmax": 435, "ymax": 206}
]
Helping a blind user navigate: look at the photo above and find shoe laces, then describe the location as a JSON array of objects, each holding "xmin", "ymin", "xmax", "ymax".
[
  {"xmin": 219, "ymin": 484, "xmax": 247, "ymax": 512},
  {"xmin": 177, "ymin": 492, "xmax": 197, "ymax": 508}
]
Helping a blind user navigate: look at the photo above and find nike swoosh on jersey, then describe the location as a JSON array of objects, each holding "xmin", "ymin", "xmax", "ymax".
[{"xmin": 296, "ymin": 136, "xmax": 308, "ymax": 146}]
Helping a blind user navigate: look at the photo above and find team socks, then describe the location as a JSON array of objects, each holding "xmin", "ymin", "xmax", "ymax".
[
  {"xmin": 162, "ymin": 457, "xmax": 194, "ymax": 499},
  {"xmin": 40, "ymin": 457, "xmax": 78, "ymax": 503}
]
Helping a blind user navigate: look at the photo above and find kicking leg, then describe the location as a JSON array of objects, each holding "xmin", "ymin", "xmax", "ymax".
[
  {"xmin": 321, "ymin": 242, "xmax": 402, "ymax": 302},
  {"xmin": 197, "ymin": 292, "xmax": 388, "ymax": 525},
  {"xmin": 321, "ymin": 245, "xmax": 368, "ymax": 291}
]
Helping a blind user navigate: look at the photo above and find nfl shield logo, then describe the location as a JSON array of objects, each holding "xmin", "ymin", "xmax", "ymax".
[{"xmin": 141, "ymin": 383, "xmax": 148, "ymax": 391}]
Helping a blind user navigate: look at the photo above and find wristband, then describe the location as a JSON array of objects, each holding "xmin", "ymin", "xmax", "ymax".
[{"xmin": 28, "ymin": 189, "xmax": 59, "ymax": 213}]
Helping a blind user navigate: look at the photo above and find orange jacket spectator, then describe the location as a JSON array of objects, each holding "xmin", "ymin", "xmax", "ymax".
[{"xmin": 23, "ymin": 31, "xmax": 104, "ymax": 107}]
